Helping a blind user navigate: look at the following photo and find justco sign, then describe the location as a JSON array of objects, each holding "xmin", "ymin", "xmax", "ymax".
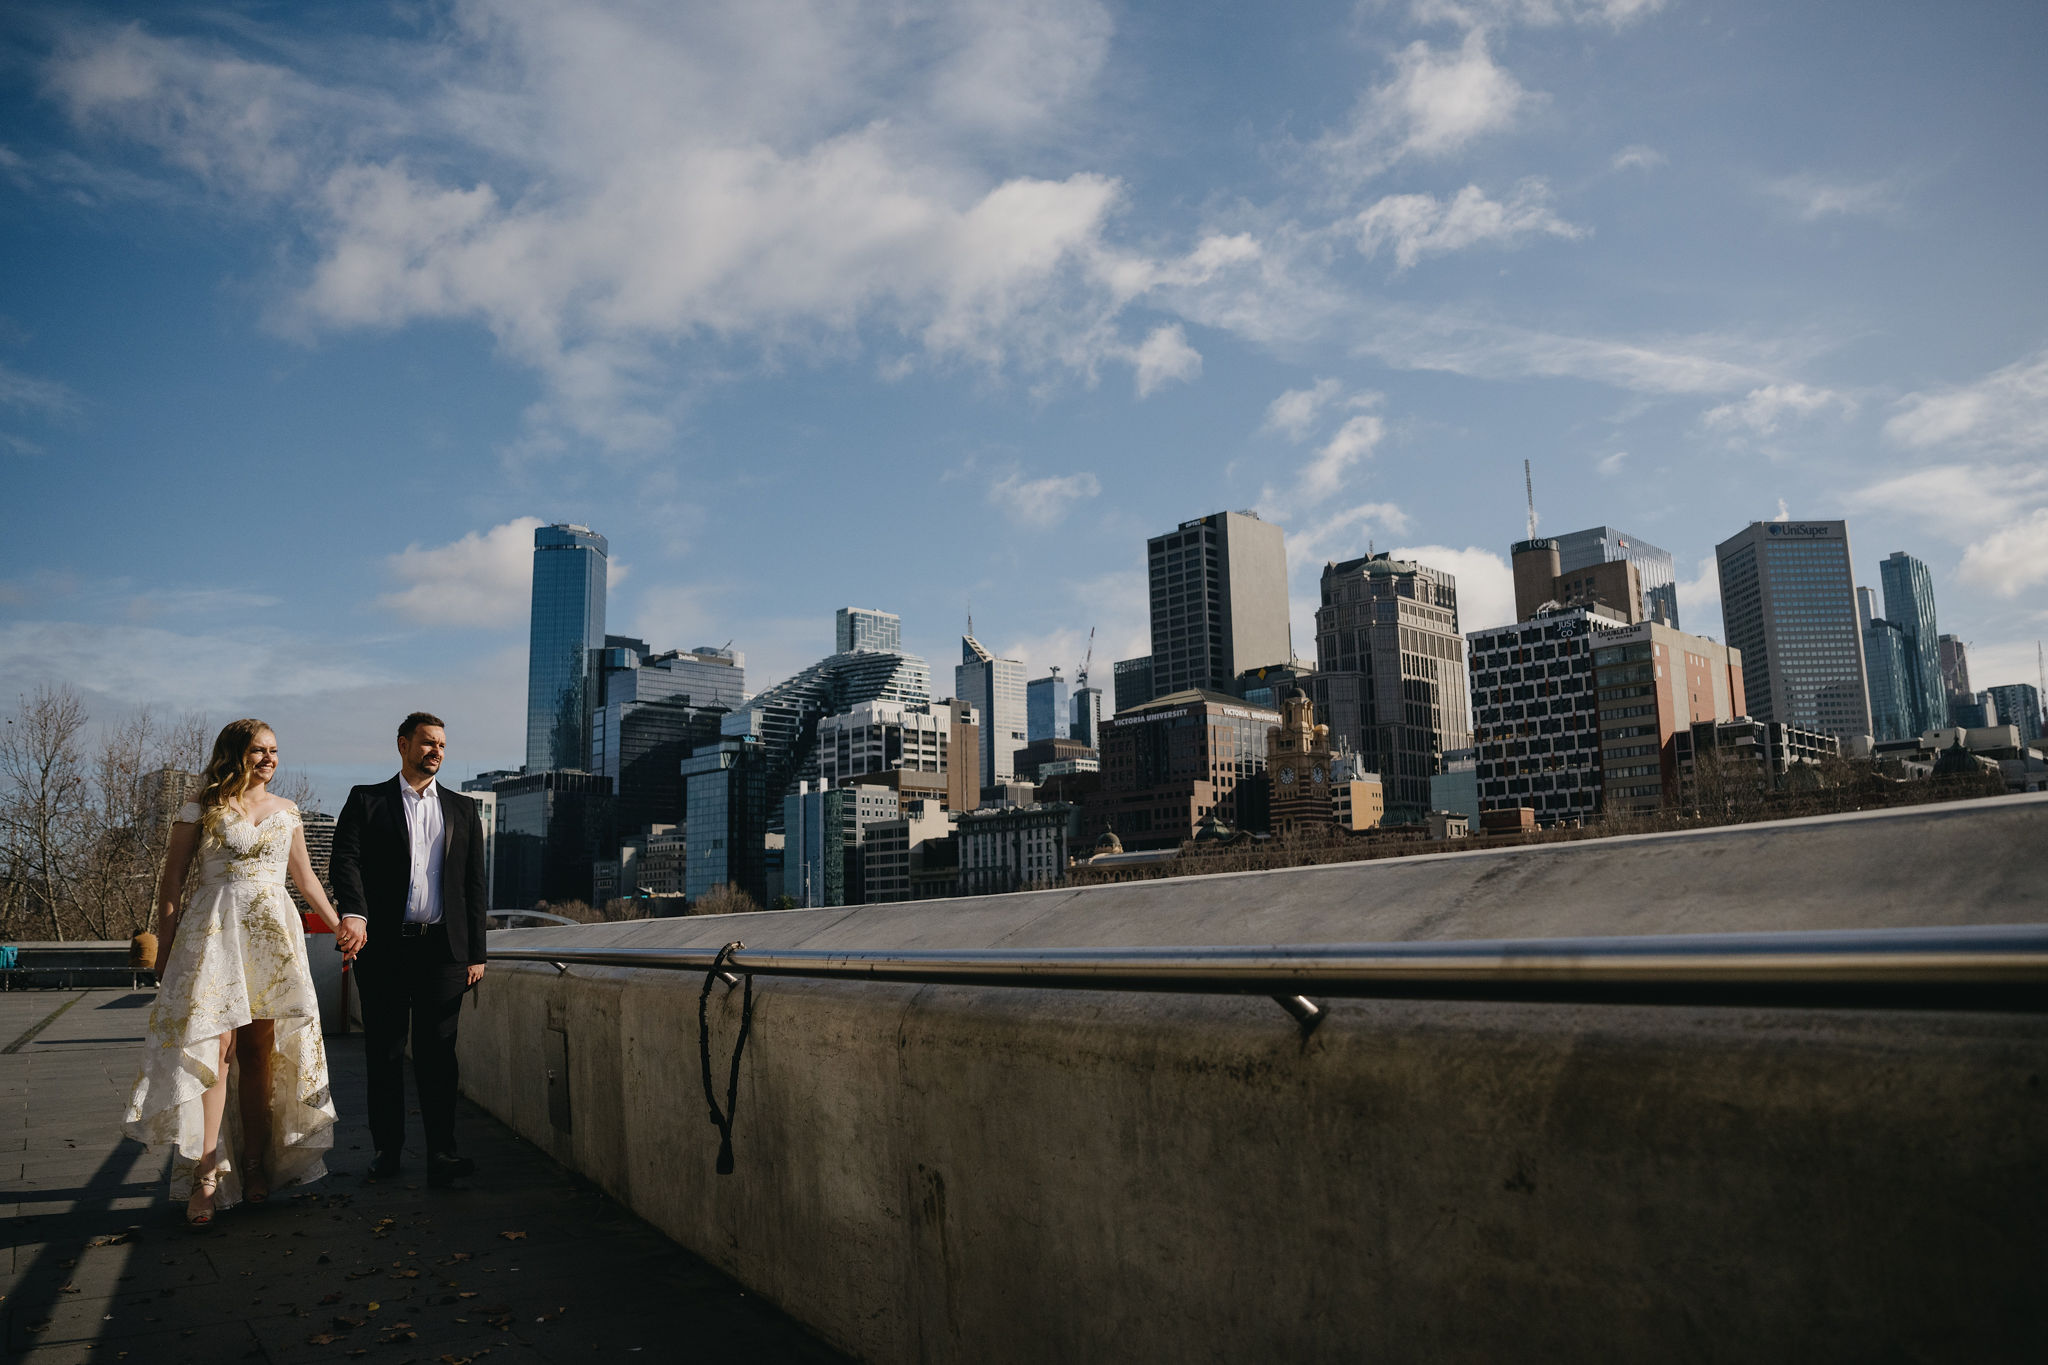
[{"xmin": 1768, "ymin": 523, "xmax": 1836, "ymax": 538}]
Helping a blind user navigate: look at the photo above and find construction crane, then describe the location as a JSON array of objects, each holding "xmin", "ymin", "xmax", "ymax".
[{"xmin": 1076, "ymin": 627, "xmax": 1096, "ymax": 690}]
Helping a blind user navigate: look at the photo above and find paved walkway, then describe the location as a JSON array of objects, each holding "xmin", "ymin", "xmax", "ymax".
[{"xmin": 2, "ymin": 988, "xmax": 844, "ymax": 1364}]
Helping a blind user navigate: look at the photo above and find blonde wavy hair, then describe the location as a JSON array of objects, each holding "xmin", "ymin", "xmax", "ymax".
[{"xmin": 197, "ymin": 718, "xmax": 275, "ymax": 835}]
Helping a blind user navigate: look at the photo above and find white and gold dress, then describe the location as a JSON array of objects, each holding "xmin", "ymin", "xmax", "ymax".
[{"xmin": 123, "ymin": 803, "xmax": 336, "ymax": 1206}]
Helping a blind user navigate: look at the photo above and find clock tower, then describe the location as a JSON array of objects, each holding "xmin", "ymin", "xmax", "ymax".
[{"xmin": 1267, "ymin": 689, "xmax": 1335, "ymax": 835}]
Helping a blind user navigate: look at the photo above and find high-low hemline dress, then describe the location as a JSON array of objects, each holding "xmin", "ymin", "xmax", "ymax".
[{"xmin": 123, "ymin": 803, "xmax": 337, "ymax": 1207}]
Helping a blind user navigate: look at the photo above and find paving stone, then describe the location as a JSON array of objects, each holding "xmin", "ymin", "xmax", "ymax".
[{"xmin": 0, "ymin": 990, "xmax": 845, "ymax": 1363}]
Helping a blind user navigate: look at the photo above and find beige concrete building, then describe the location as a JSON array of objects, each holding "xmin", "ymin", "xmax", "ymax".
[
  {"xmin": 1311, "ymin": 553, "xmax": 1472, "ymax": 824},
  {"xmin": 1592, "ymin": 623, "xmax": 1748, "ymax": 812}
]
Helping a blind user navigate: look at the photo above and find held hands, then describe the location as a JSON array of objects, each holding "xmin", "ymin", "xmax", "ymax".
[{"xmin": 335, "ymin": 917, "xmax": 368, "ymax": 958}]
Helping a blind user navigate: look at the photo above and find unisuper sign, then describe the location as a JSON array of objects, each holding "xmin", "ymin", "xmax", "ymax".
[{"xmin": 1767, "ymin": 523, "xmax": 1839, "ymax": 538}]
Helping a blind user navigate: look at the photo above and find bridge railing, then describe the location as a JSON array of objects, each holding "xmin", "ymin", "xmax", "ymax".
[{"xmin": 489, "ymin": 922, "xmax": 2048, "ymax": 1023}]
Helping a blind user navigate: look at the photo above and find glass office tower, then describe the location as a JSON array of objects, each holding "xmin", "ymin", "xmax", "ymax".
[
  {"xmin": 1715, "ymin": 520, "xmax": 1870, "ymax": 740},
  {"xmin": 1555, "ymin": 526, "xmax": 1680, "ymax": 629},
  {"xmin": 1986, "ymin": 683, "xmax": 2042, "ymax": 745},
  {"xmin": 1878, "ymin": 551, "xmax": 1945, "ymax": 733},
  {"xmin": 1858, "ymin": 588, "xmax": 1915, "ymax": 743},
  {"xmin": 1027, "ymin": 668, "xmax": 1072, "ymax": 743},
  {"xmin": 526, "ymin": 524, "xmax": 608, "ymax": 773}
]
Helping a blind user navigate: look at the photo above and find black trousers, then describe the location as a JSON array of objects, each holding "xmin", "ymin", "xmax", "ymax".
[{"xmin": 353, "ymin": 924, "xmax": 471, "ymax": 1157}]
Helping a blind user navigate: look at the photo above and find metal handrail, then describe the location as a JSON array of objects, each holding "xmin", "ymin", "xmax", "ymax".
[{"xmin": 489, "ymin": 924, "xmax": 2048, "ymax": 1022}]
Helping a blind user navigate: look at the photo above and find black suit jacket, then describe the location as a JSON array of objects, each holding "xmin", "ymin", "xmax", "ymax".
[{"xmin": 331, "ymin": 777, "xmax": 489, "ymax": 966}]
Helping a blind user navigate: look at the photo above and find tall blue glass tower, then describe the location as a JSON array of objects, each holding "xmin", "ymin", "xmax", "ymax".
[
  {"xmin": 526, "ymin": 523, "xmax": 608, "ymax": 773},
  {"xmin": 1878, "ymin": 550, "xmax": 1945, "ymax": 734}
]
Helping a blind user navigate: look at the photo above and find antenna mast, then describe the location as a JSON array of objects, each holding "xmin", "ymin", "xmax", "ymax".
[{"xmin": 1524, "ymin": 459, "xmax": 1537, "ymax": 541}]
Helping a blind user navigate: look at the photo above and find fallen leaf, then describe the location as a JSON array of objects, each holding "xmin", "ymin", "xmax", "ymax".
[
  {"xmin": 458, "ymin": 1292, "xmax": 477, "ymax": 1299},
  {"xmin": 497, "ymin": 1231, "xmax": 525, "ymax": 1241},
  {"xmin": 307, "ymin": 1333, "xmax": 338, "ymax": 1345},
  {"xmin": 319, "ymin": 1293, "xmax": 342, "ymax": 1306},
  {"xmin": 332, "ymin": 1316, "xmax": 365, "ymax": 1329},
  {"xmin": 57, "ymin": 1284, "xmax": 78, "ymax": 1295}
]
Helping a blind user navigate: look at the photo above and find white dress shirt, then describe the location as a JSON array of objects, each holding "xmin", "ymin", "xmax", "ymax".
[{"xmin": 400, "ymin": 777, "xmax": 446, "ymax": 925}]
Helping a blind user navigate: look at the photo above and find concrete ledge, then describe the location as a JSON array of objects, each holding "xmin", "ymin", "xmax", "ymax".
[{"xmin": 458, "ymin": 796, "xmax": 2048, "ymax": 1362}]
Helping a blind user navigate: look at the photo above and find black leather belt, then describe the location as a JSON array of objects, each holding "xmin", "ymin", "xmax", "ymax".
[{"xmin": 400, "ymin": 922, "xmax": 437, "ymax": 937}]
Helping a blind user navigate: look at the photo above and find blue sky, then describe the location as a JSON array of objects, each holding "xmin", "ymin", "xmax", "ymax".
[{"xmin": 2, "ymin": 0, "xmax": 2044, "ymax": 806}]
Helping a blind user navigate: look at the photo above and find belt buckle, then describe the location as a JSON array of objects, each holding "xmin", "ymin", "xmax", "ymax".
[{"xmin": 401, "ymin": 922, "xmax": 429, "ymax": 937}]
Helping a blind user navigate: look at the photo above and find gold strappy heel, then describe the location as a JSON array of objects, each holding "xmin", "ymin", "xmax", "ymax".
[{"xmin": 186, "ymin": 1174, "xmax": 220, "ymax": 1228}]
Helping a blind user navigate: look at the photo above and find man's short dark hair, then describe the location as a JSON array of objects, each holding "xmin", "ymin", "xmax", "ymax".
[{"xmin": 398, "ymin": 711, "xmax": 446, "ymax": 740}]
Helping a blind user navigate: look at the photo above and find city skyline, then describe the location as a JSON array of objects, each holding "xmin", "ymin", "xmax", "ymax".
[{"xmin": 2, "ymin": 2, "xmax": 2044, "ymax": 807}]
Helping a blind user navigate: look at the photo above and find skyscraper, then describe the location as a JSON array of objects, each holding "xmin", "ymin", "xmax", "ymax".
[
  {"xmin": 1027, "ymin": 667, "xmax": 1071, "ymax": 743},
  {"xmin": 1878, "ymin": 551, "xmax": 1945, "ymax": 732},
  {"xmin": 1714, "ymin": 520, "xmax": 1871, "ymax": 740},
  {"xmin": 1310, "ymin": 552, "xmax": 1471, "ymax": 822},
  {"xmin": 1938, "ymin": 634, "xmax": 1972, "ymax": 702},
  {"xmin": 836, "ymin": 607, "xmax": 901, "ymax": 654},
  {"xmin": 1071, "ymin": 681, "xmax": 1104, "ymax": 749},
  {"xmin": 1986, "ymin": 683, "xmax": 2043, "ymax": 745},
  {"xmin": 1146, "ymin": 511, "xmax": 1290, "ymax": 696},
  {"xmin": 1467, "ymin": 608, "xmax": 1626, "ymax": 825},
  {"xmin": 956, "ymin": 631, "xmax": 1028, "ymax": 786},
  {"xmin": 525, "ymin": 523, "xmax": 608, "ymax": 773},
  {"xmin": 722, "ymin": 639, "xmax": 930, "ymax": 824},
  {"xmin": 1112, "ymin": 657, "xmax": 1154, "ymax": 714},
  {"xmin": 1858, "ymin": 588, "xmax": 1916, "ymax": 744},
  {"xmin": 1555, "ymin": 526, "xmax": 1680, "ymax": 628}
]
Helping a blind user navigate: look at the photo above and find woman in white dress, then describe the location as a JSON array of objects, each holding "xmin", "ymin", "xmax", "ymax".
[{"xmin": 124, "ymin": 719, "xmax": 363, "ymax": 1226}]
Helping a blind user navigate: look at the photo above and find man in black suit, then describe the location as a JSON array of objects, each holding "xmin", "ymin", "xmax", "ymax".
[{"xmin": 331, "ymin": 712, "xmax": 488, "ymax": 1187}]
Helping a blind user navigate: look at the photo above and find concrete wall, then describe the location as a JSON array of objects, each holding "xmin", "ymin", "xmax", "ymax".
[{"xmin": 458, "ymin": 794, "xmax": 2048, "ymax": 1362}]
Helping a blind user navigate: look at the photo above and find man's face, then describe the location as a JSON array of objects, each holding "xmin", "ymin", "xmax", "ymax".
[{"xmin": 399, "ymin": 725, "xmax": 447, "ymax": 779}]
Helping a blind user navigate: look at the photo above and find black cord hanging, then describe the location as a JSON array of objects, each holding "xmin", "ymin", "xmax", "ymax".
[{"xmin": 697, "ymin": 940, "xmax": 756, "ymax": 1176}]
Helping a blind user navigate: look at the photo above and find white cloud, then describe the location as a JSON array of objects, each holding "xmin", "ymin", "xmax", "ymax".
[
  {"xmin": 1302, "ymin": 413, "xmax": 1387, "ymax": 500},
  {"xmin": 1596, "ymin": 450, "xmax": 1628, "ymax": 475},
  {"xmin": 0, "ymin": 361, "xmax": 80, "ymax": 417},
  {"xmin": 1288, "ymin": 502, "xmax": 1413, "ymax": 571},
  {"xmin": 1316, "ymin": 31, "xmax": 1533, "ymax": 183},
  {"xmin": 627, "ymin": 583, "xmax": 733, "ymax": 656},
  {"xmin": 1674, "ymin": 556, "xmax": 1721, "ymax": 631},
  {"xmin": 376, "ymin": 516, "xmax": 543, "ymax": 627},
  {"xmin": 1261, "ymin": 378, "xmax": 1347, "ymax": 440},
  {"xmin": 928, "ymin": 0, "xmax": 1114, "ymax": 135},
  {"xmin": 1408, "ymin": 0, "xmax": 1666, "ymax": 29},
  {"xmin": 1391, "ymin": 544, "xmax": 1515, "ymax": 631},
  {"xmin": 1958, "ymin": 509, "xmax": 2048, "ymax": 598},
  {"xmin": 1764, "ymin": 173, "xmax": 1901, "ymax": 222},
  {"xmin": 987, "ymin": 471, "xmax": 1101, "ymax": 528},
  {"xmin": 41, "ymin": 5, "xmax": 1168, "ymax": 454},
  {"xmin": 1884, "ymin": 348, "xmax": 2048, "ymax": 455},
  {"xmin": 1130, "ymin": 323, "xmax": 1202, "ymax": 397},
  {"xmin": 1773, "ymin": 500, "xmax": 1790, "ymax": 522},
  {"xmin": 0, "ymin": 618, "xmax": 390, "ymax": 713},
  {"xmin": 1849, "ymin": 462, "xmax": 2048, "ymax": 539},
  {"xmin": 1700, "ymin": 382, "xmax": 1853, "ymax": 436},
  {"xmin": 1610, "ymin": 144, "xmax": 1664, "ymax": 172},
  {"xmin": 1353, "ymin": 178, "xmax": 1583, "ymax": 270}
]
